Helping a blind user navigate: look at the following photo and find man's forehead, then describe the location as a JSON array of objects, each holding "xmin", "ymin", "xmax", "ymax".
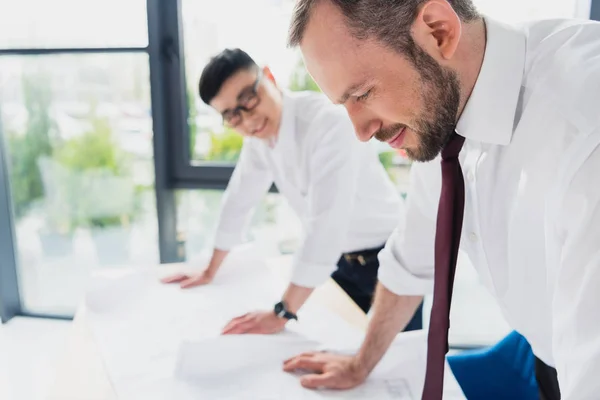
[
  {"xmin": 299, "ymin": 1, "xmax": 372, "ymax": 101},
  {"xmin": 300, "ymin": 0, "xmax": 355, "ymax": 56},
  {"xmin": 301, "ymin": 36, "xmax": 370, "ymax": 103},
  {"xmin": 210, "ymin": 69, "xmax": 256, "ymax": 112}
]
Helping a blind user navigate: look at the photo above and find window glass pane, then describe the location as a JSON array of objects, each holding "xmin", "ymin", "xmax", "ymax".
[
  {"xmin": 0, "ymin": 54, "xmax": 157, "ymax": 315},
  {"xmin": 474, "ymin": 0, "xmax": 580, "ymax": 22},
  {"xmin": 0, "ymin": 0, "xmax": 148, "ymax": 49}
]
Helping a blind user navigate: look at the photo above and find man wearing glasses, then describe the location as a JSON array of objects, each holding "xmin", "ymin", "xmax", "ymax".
[{"xmin": 163, "ymin": 48, "xmax": 423, "ymax": 334}]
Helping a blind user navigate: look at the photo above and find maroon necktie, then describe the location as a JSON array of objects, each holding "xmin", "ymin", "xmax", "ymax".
[{"xmin": 422, "ymin": 133, "xmax": 466, "ymax": 400}]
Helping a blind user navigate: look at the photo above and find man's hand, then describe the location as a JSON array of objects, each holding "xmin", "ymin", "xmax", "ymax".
[
  {"xmin": 162, "ymin": 248, "xmax": 228, "ymax": 288},
  {"xmin": 221, "ymin": 311, "xmax": 287, "ymax": 335},
  {"xmin": 283, "ymin": 352, "xmax": 368, "ymax": 390},
  {"xmin": 160, "ymin": 270, "xmax": 214, "ymax": 288}
]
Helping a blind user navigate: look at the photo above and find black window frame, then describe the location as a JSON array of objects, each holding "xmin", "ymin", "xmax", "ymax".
[
  {"xmin": 157, "ymin": 0, "xmax": 236, "ymax": 190},
  {"xmin": 592, "ymin": 0, "xmax": 600, "ymax": 20}
]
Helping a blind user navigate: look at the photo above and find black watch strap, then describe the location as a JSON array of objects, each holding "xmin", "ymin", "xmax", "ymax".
[{"xmin": 274, "ymin": 301, "xmax": 297, "ymax": 321}]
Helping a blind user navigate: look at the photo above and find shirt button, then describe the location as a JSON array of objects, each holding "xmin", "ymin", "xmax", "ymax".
[
  {"xmin": 469, "ymin": 232, "xmax": 478, "ymax": 242},
  {"xmin": 466, "ymin": 171, "xmax": 475, "ymax": 182}
]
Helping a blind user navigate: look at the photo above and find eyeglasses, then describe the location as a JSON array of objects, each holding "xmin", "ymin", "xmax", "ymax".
[{"xmin": 221, "ymin": 72, "xmax": 262, "ymax": 127}]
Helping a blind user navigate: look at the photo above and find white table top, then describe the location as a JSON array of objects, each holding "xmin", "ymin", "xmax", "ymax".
[{"xmin": 47, "ymin": 256, "xmax": 463, "ymax": 399}]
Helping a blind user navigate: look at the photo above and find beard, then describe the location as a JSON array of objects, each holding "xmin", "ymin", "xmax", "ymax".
[
  {"xmin": 374, "ymin": 123, "xmax": 405, "ymax": 142},
  {"xmin": 376, "ymin": 44, "xmax": 461, "ymax": 162}
]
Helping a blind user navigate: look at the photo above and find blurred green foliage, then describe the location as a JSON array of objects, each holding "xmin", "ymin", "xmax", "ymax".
[
  {"xmin": 54, "ymin": 118, "xmax": 126, "ymax": 175},
  {"xmin": 205, "ymin": 126, "xmax": 244, "ymax": 162},
  {"xmin": 187, "ymin": 86, "xmax": 199, "ymax": 160},
  {"xmin": 7, "ymin": 74, "xmax": 55, "ymax": 218},
  {"xmin": 288, "ymin": 57, "xmax": 321, "ymax": 92}
]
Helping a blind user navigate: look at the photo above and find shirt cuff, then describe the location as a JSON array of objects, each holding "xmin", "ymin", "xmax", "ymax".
[
  {"xmin": 290, "ymin": 258, "xmax": 337, "ymax": 288},
  {"xmin": 377, "ymin": 244, "xmax": 434, "ymax": 296},
  {"xmin": 213, "ymin": 230, "xmax": 244, "ymax": 251}
]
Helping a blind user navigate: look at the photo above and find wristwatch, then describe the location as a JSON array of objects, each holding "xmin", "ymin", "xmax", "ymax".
[{"xmin": 273, "ymin": 301, "xmax": 298, "ymax": 321}]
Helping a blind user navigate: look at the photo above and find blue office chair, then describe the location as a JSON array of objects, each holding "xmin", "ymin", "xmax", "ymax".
[{"xmin": 447, "ymin": 331, "xmax": 539, "ymax": 400}]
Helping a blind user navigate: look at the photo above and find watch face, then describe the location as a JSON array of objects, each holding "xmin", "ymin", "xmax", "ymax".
[{"xmin": 274, "ymin": 302, "xmax": 283, "ymax": 314}]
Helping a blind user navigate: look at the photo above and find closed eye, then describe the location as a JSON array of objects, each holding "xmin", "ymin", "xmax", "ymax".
[{"xmin": 356, "ymin": 89, "xmax": 372, "ymax": 103}]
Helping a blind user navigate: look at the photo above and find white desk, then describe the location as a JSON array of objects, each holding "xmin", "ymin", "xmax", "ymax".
[
  {"xmin": 47, "ymin": 256, "xmax": 462, "ymax": 399},
  {"xmin": 47, "ymin": 256, "xmax": 368, "ymax": 400}
]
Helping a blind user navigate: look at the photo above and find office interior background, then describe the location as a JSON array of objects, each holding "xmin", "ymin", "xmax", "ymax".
[{"xmin": 0, "ymin": 0, "xmax": 598, "ymax": 399}]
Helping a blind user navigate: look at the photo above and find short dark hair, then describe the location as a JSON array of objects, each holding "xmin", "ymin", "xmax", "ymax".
[
  {"xmin": 198, "ymin": 48, "xmax": 258, "ymax": 105},
  {"xmin": 288, "ymin": 0, "xmax": 480, "ymax": 59}
]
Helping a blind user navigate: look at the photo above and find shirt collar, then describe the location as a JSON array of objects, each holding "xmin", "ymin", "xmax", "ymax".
[{"xmin": 456, "ymin": 17, "xmax": 526, "ymax": 146}]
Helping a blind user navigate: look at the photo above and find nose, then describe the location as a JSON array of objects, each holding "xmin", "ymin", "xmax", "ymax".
[
  {"xmin": 241, "ymin": 110, "xmax": 261, "ymax": 129},
  {"xmin": 242, "ymin": 108, "xmax": 259, "ymax": 121},
  {"xmin": 345, "ymin": 107, "xmax": 381, "ymax": 142}
]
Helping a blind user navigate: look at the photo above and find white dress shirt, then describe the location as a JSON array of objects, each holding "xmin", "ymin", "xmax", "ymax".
[
  {"xmin": 215, "ymin": 90, "xmax": 403, "ymax": 288},
  {"xmin": 378, "ymin": 17, "xmax": 600, "ymax": 398}
]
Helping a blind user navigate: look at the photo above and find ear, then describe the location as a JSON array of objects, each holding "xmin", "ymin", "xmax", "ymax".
[
  {"xmin": 263, "ymin": 66, "xmax": 277, "ymax": 85},
  {"xmin": 412, "ymin": 0, "xmax": 462, "ymax": 61}
]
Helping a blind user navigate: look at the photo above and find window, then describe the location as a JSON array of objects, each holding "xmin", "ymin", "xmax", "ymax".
[
  {"xmin": 0, "ymin": 0, "xmax": 148, "ymax": 49},
  {"xmin": 0, "ymin": 1, "xmax": 158, "ymax": 319},
  {"xmin": 0, "ymin": 54, "xmax": 158, "ymax": 315}
]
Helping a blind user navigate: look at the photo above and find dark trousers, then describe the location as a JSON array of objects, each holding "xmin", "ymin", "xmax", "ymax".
[
  {"xmin": 535, "ymin": 357, "xmax": 561, "ymax": 400},
  {"xmin": 331, "ymin": 246, "xmax": 423, "ymax": 331}
]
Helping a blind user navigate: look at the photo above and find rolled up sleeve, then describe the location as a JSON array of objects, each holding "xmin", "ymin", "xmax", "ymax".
[
  {"xmin": 378, "ymin": 160, "xmax": 440, "ymax": 296},
  {"xmin": 213, "ymin": 139, "xmax": 273, "ymax": 251}
]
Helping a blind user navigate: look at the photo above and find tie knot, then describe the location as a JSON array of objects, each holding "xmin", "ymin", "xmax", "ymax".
[{"xmin": 441, "ymin": 132, "xmax": 465, "ymax": 160}]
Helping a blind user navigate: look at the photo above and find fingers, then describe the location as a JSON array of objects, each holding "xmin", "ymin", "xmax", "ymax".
[
  {"xmin": 243, "ymin": 323, "xmax": 270, "ymax": 334},
  {"xmin": 283, "ymin": 352, "xmax": 318, "ymax": 368},
  {"xmin": 222, "ymin": 322, "xmax": 253, "ymax": 335},
  {"xmin": 223, "ymin": 313, "xmax": 250, "ymax": 328},
  {"xmin": 300, "ymin": 372, "xmax": 337, "ymax": 389},
  {"xmin": 160, "ymin": 274, "xmax": 189, "ymax": 284},
  {"xmin": 221, "ymin": 314, "xmax": 253, "ymax": 335},
  {"xmin": 180, "ymin": 275, "xmax": 208, "ymax": 289},
  {"xmin": 284, "ymin": 353, "xmax": 362, "ymax": 390},
  {"xmin": 161, "ymin": 272, "xmax": 210, "ymax": 289},
  {"xmin": 282, "ymin": 354, "xmax": 325, "ymax": 373}
]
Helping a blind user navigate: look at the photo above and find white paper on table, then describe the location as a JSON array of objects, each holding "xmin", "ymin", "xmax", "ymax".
[
  {"xmin": 174, "ymin": 330, "xmax": 465, "ymax": 400},
  {"xmin": 84, "ymin": 246, "xmax": 287, "ymax": 391},
  {"xmin": 175, "ymin": 333, "xmax": 320, "ymax": 379}
]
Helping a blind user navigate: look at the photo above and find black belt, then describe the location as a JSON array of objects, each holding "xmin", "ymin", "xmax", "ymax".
[{"xmin": 342, "ymin": 246, "xmax": 384, "ymax": 266}]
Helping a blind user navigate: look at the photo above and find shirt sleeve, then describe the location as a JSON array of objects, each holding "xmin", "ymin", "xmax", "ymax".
[
  {"xmin": 289, "ymin": 112, "xmax": 363, "ymax": 288},
  {"xmin": 551, "ymin": 134, "xmax": 600, "ymax": 399},
  {"xmin": 377, "ymin": 159, "xmax": 440, "ymax": 295},
  {"xmin": 213, "ymin": 139, "xmax": 273, "ymax": 251}
]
